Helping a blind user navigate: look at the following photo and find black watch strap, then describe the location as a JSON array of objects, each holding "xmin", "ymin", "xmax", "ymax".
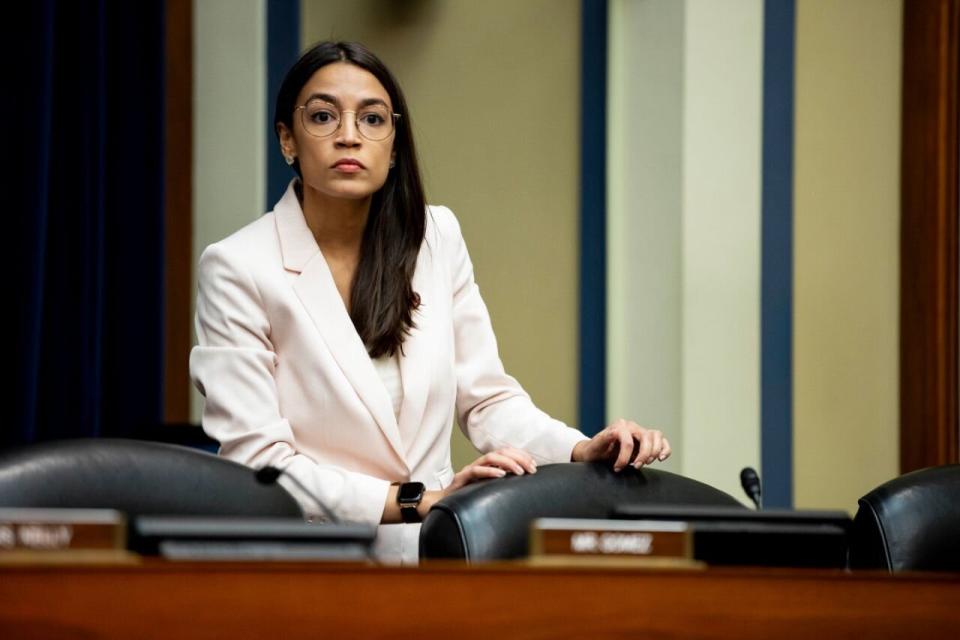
[
  {"xmin": 396, "ymin": 481, "xmax": 426, "ymax": 523},
  {"xmin": 400, "ymin": 504, "xmax": 420, "ymax": 523}
]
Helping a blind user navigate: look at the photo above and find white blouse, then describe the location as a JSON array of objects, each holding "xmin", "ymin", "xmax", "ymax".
[{"xmin": 371, "ymin": 350, "xmax": 403, "ymax": 424}]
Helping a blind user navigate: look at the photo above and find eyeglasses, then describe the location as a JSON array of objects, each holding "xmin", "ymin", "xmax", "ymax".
[{"xmin": 295, "ymin": 99, "xmax": 401, "ymax": 141}]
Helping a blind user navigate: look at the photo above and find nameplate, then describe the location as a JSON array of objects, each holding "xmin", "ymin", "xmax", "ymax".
[
  {"xmin": 0, "ymin": 508, "xmax": 126, "ymax": 552},
  {"xmin": 530, "ymin": 518, "xmax": 692, "ymax": 560}
]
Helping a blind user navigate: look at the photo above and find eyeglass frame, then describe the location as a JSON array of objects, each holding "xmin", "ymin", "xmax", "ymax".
[{"xmin": 294, "ymin": 101, "xmax": 402, "ymax": 141}]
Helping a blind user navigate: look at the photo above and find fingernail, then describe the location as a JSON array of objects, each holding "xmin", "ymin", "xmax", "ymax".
[
  {"xmin": 659, "ymin": 453, "xmax": 666, "ymax": 461},
  {"xmin": 497, "ymin": 469, "xmax": 507, "ymax": 476}
]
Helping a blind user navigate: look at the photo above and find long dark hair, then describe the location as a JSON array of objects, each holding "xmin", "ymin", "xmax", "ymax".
[{"xmin": 274, "ymin": 41, "xmax": 426, "ymax": 358}]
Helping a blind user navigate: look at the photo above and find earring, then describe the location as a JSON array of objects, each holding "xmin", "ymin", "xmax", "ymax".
[{"xmin": 284, "ymin": 155, "xmax": 295, "ymax": 166}]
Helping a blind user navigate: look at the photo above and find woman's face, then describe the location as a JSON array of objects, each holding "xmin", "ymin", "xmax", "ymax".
[{"xmin": 279, "ymin": 62, "xmax": 396, "ymax": 203}]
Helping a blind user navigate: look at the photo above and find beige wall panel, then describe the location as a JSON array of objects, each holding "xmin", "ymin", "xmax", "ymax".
[
  {"xmin": 793, "ymin": 0, "xmax": 902, "ymax": 512},
  {"xmin": 302, "ymin": 1, "xmax": 581, "ymax": 469}
]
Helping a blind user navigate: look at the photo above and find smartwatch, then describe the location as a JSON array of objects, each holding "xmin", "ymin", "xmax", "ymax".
[{"xmin": 396, "ymin": 481, "xmax": 426, "ymax": 523}]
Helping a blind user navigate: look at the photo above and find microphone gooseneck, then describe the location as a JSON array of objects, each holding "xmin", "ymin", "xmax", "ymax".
[
  {"xmin": 255, "ymin": 465, "xmax": 341, "ymax": 524},
  {"xmin": 740, "ymin": 466, "xmax": 763, "ymax": 510}
]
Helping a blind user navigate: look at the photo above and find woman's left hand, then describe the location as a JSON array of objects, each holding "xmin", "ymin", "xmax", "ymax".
[{"xmin": 571, "ymin": 419, "xmax": 671, "ymax": 471}]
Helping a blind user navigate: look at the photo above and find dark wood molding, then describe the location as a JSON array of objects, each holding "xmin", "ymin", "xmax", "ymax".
[
  {"xmin": 163, "ymin": 0, "xmax": 193, "ymax": 423},
  {"xmin": 900, "ymin": 0, "xmax": 960, "ymax": 472}
]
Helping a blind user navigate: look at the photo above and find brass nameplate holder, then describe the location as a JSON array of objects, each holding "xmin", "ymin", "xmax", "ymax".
[
  {"xmin": 528, "ymin": 518, "xmax": 701, "ymax": 568},
  {"xmin": 0, "ymin": 508, "xmax": 135, "ymax": 564}
]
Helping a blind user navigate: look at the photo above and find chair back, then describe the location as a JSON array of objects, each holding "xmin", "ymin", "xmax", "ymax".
[
  {"xmin": 420, "ymin": 462, "xmax": 744, "ymax": 562},
  {"xmin": 850, "ymin": 464, "xmax": 960, "ymax": 572},
  {"xmin": 0, "ymin": 438, "xmax": 301, "ymax": 517}
]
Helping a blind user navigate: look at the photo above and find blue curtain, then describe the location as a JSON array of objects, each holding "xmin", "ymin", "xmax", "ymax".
[
  {"xmin": 7, "ymin": 0, "xmax": 166, "ymax": 447},
  {"xmin": 266, "ymin": 0, "xmax": 302, "ymax": 211}
]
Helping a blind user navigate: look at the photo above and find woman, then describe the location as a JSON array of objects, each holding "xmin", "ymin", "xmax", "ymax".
[{"xmin": 190, "ymin": 41, "xmax": 670, "ymax": 564}]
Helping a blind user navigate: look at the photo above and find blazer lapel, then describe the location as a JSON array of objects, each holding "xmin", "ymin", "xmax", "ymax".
[{"xmin": 273, "ymin": 180, "xmax": 408, "ymax": 469}]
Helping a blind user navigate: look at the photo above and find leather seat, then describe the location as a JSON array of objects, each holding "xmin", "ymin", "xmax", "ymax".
[
  {"xmin": 849, "ymin": 464, "xmax": 960, "ymax": 572},
  {"xmin": 420, "ymin": 462, "xmax": 744, "ymax": 562},
  {"xmin": 0, "ymin": 438, "xmax": 301, "ymax": 517}
]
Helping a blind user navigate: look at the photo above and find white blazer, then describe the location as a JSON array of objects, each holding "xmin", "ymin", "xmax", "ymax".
[{"xmin": 189, "ymin": 179, "xmax": 588, "ymax": 564}]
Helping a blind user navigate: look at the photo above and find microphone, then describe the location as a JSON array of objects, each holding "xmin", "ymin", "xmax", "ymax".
[
  {"xmin": 255, "ymin": 465, "xmax": 341, "ymax": 524},
  {"xmin": 740, "ymin": 466, "xmax": 763, "ymax": 510}
]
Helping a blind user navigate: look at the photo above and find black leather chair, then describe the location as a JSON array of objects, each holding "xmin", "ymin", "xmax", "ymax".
[
  {"xmin": 849, "ymin": 464, "xmax": 960, "ymax": 573},
  {"xmin": 420, "ymin": 462, "xmax": 745, "ymax": 562},
  {"xmin": 0, "ymin": 438, "xmax": 302, "ymax": 517}
]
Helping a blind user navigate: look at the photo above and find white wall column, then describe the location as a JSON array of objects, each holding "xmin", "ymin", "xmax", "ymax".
[
  {"xmin": 608, "ymin": 0, "xmax": 763, "ymax": 502},
  {"xmin": 191, "ymin": 0, "xmax": 267, "ymax": 422}
]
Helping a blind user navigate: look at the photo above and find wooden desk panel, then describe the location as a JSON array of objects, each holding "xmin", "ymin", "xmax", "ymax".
[{"xmin": 1, "ymin": 560, "xmax": 958, "ymax": 639}]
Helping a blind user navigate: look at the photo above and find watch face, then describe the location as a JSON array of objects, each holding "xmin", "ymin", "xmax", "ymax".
[{"xmin": 398, "ymin": 482, "xmax": 426, "ymax": 503}]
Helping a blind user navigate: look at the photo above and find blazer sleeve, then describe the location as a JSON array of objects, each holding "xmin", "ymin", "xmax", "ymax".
[
  {"xmin": 189, "ymin": 242, "xmax": 390, "ymax": 525},
  {"xmin": 438, "ymin": 206, "xmax": 590, "ymax": 464}
]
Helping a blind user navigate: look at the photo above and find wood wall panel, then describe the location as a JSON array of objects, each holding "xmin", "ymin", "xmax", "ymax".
[
  {"xmin": 163, "ymin": 0, "xmax": 193, "ymax": 423},
  {"xmin": 900, "ymin": 0, "xmax": 960, "ymax": 472}
]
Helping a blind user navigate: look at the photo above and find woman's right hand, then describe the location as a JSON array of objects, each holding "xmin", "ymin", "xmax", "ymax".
[
  {"xmin": 443, "ymin": 447, "xmax": 538, "ymax": 497},
  {"xmin": 412, "ymin": 448, "xmax": 537, "ymax": 520}
]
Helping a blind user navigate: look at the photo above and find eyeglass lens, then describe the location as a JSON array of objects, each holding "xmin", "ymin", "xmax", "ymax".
[{"xmin": 302, "ymin": 100, "xmax": 394, "ymax": 141}]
